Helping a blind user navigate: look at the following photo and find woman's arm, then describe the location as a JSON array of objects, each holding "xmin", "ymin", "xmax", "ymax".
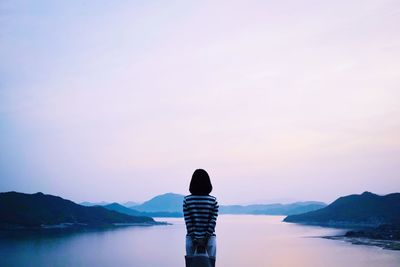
[
  {"xmin": 183, "ymin": 198, "xmax": 194, "ymax": 237},
  {"xmin": 206, "ymin": 199, "xmax": 219, "ymax": 237}
]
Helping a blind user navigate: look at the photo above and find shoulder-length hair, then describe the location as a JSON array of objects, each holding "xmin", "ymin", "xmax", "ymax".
[{"xmin": 189, "ymin": 169, "xmax": 212, "ymax": 195}]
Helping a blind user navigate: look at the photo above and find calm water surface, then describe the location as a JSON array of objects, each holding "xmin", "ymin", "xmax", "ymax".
[{"xmin": 0, "ymin": 215, "xmax": 399, "ymax": 267}]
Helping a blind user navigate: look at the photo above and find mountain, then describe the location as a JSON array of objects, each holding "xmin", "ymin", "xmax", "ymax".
[
  {"xmin": 127, "ymin": 192, "xmax": 324, "ymax": 216},
  {"xmin": 220, "ymin": 201, "xmax": 326, "ymax": 215},
  {"xmin": 80, "ymin": 201, "xmax": 110, "ymax": 207},
  {"xmin": 80, "ymin": 201, "xmax": 141, "ymax": 209},
  {"xmin": 139, "ymin": 211, "xmax": 183, "ymax": 217},
  {"xmin": 284, "ymin": 192, "xmax": 400, "ymax": 227},
  {"xmin": 104, "ymin": 203, "xmax": 143, "ymax": 216},
  {"xmin": 122, "ymin": 201, "xmax": 140, "ymax": 207},
  {"xmin": 104, "ymin": 202, "xmax": 182, "ymax": 218},
  {"xmin": 0, "ymin": 192, "xmax": 158, "ymax": 229},
  {"xmin": 130, "ymin": 193, "xmax": 185, "ymax": 213}
]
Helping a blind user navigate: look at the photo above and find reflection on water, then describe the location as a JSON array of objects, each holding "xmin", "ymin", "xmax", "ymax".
[{"xmin": 0, "ymin": 215, "xmax": 399, "ymax": 267}]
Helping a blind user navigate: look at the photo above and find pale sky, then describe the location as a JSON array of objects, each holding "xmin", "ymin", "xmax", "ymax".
[{"xmin": 1, "ymin": 0, "xmax": 399, "ymax": 205}]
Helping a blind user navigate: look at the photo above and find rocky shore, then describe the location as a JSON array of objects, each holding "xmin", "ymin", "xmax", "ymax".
[{"xmin": 323, "ymin": 224, "xmax": 400, "ymax": 251}]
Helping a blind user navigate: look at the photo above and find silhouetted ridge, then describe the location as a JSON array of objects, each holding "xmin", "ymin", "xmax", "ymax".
[
  {"xmin": 220, "ymin": 201, "xmax": 326, "ymax": 215},
  {"xmin": 104, "ymin": 202, "xmax": 183, "ymax": 218},
  {"xmin": 0, "ymin": 191, "xmax": 156, "ymax": 229},
  {"xmin": 284, "ymin": 192, "xmax": 400, "ymax": 227},
  {"xmin": 130, "ymin": 193, "xmax": 184, "ymax": 213},
  {"xmin": 126, "ymin": 192, "xmax": 325, "ymax": 216},
  {"xmin": 104, "ymin": 203, "xmax": 143, "ymax": 216}
]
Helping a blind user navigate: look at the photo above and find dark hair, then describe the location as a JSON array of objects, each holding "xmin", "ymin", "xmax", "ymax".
[{"xmin": 189, "ymin": 169, "xmax": 212, "ymax": 195}]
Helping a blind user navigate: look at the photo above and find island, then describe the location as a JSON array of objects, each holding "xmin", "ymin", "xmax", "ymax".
[
  {"xmin": 284, "ymin": 191, "xmax": 400, "ymax": 250},
  {"xmin": 0, "ymin": 191, "xmax": 166, "ymax": 230}
]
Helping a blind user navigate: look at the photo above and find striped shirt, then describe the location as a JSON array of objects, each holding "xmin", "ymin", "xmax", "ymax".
[{"xmin": 183, "ymin": 194, "xmax": 219, "ymax": 239}]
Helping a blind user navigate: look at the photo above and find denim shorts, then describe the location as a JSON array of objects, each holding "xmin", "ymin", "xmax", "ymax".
[{"xmin": 186, "ymin": 235, "xmax": 216, "ymax": 258}]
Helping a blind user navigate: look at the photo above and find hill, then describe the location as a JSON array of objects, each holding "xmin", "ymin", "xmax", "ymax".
[
  {"xmin": 80, "ymin": 201, "xmax": 110, "ymax": 207},
  {"xmin": 105, "ymin": 202, "xmax": 182, "ymax": 217},
  {"xmin": 284, "ymin": 192, "xmax": 400, "ymax": 227},
  {"xmin": 0, "ymin": 192, "xmax": 158, "ymax": 229},
  {"xmin": 130, "ymin": 193, "xmax": 185, "ymax": 213},
  {"xmin": 104, "ymin": 203, "xmax": 143, "ymax": 216},
  {"xmin": 220, "ymin": 201, "xmax": 326, "ymax": 215},
  {"xmin": 127, "ymin": 192, "xmax": 324, "ymax": 216},
  {"xmin": 122, "ymin": 201, "xmax": 140, "ymax": 207}
]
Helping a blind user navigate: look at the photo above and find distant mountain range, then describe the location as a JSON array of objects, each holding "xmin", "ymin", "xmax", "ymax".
[
  {"xmin": 0, "ymin": 192, "xmax": 161, "ymax": 229},
  {"xmin": 129, "ymin": 193, "xmax": 184, "ymax": 213},
  {"xmin": 1, "ymin": 192, "xmax": 325, "ymax": 229},
  {"xmin": 284, "ymin": 191, "xmax": 400, "ymax": 227},
  {"xmin": 123, "ymin": 201, "xmax": 140, "ymax": 207},
  {"xmin": 220, "ymin": 202, "xmax": 326, "ymax": 215},
  {"xmin": 80, "ymin": 201, "xmax": 111, "ymax": 207},
  {"xmin": 104, "ymin": 202, "xmax": 182, "ymax": 218},
  {"xmin": 103, "ymin": 193, "xmax": 185, "ymax": 217},
  {"xmin": 101, "ymin": 192, "xmax": 327, "ymax": 217},
  {"xmin": 80, "ymin": 201, "xmax": 141, "ymax": 207},
  {"xmin": 104, "ymin": 203, "xmax": 143, "ymax": 216}
]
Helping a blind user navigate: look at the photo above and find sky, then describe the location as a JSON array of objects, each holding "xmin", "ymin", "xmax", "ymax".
[{"xmin": 1, "ymin": 0, "xmax": 399, "ymax": 205}]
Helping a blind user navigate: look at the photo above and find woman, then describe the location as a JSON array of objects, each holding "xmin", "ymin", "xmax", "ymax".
[{"xmin": 183, "ymin": 169, "xmax": 219, "ymax": 267}]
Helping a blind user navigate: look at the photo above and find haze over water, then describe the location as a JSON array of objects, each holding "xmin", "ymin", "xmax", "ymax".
[{"xmin": 0, "ymin": 215, "xmax": 399, "ymax": 267}]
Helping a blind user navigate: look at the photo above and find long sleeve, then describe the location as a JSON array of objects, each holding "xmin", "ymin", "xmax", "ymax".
[
  {"xmin": 206, "ymin": 200, "xmax": 219, "ymax": 236},
  {"xmin": 183, "ymin": 198, "xmax": 193, "ymax": 236}
]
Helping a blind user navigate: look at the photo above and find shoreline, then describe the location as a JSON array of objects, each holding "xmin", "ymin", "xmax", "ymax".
[
  {"xmin": 283, "ymin": 220, "xmax": 379, "ymax": 229},
  {"xmin": 284, "ymin": 220, "xmax": 400, "ymax": 251},
  {"xmin": 322, "ymin": 235, "xmax": 400, "ymax": 251},
  {"xmin": 0, "ymin": 220, "xmax": 171, "ymax": 232}
]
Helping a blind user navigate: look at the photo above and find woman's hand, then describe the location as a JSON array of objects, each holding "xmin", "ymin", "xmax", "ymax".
[{"xmin": 193, "ymin": 238, "xmax": 207, "ymax": 247}]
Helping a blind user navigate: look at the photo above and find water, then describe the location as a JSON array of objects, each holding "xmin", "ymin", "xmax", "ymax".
[{"xmin": 0, "ymin": 215, "xmax": 399, "ymax": 267}]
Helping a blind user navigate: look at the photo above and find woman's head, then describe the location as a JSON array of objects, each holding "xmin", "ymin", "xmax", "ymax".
[{"xmin": 189, "ymin": 169, "xmax": 212, "ymax": 195}]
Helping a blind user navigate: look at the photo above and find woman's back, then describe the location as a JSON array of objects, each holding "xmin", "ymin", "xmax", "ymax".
[{"xmin": 183, "ymin": 194, "xmax": 219, "ymax": 240}]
